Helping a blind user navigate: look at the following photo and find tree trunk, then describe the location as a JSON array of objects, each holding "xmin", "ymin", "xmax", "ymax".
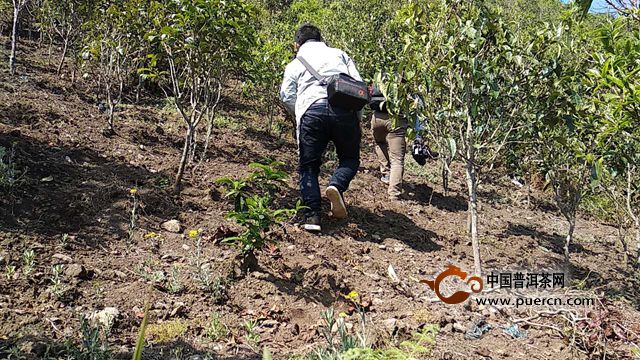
[
  {"xmin": 175, "ymin": 124, "xmax": 194, "ymax": 191},
  {"xmin": 37, "ymin": 27, "xmax": 44, "ymax": 47},
  {"xmin": 188, "ymin": 128, "xmax": 197, "ymax": 164},
  {"xmin": 239, "ymin": 250, "xmax": 259, "ymax": 274},
  {"xmin": 56, "ymin": 37, "xmax": 69, "ymax": 75},
  {"xmin": 442, "ymin": 159, "xmax": 450, "ymax": 196},
  {"xmin": 464, "ymin": 88, "xmax": 481, "ymax": 276},
  {"xmin": 201, "ymin": 83, "xmax": 222, "ymax": 160},
  {"xmin": 107, "ymin": 86, "xmax": 115, "ymax": 131},
  {"xmin": 135, "ymin": 75, "xmax": 142, "ymax": 104},
  {"xmin": 616, "ymin": 222, "xmax": 628, "ymax": 265},
  {"xmin": 9, "ymin": 5, "xmax": 19, "ymax": 75},
  {"xmin": 526, "ymin": 179, "xmax": 531, "ymax": 209},
  {"xmin": 627, "ymin": 164, "xmax": 640, "ymax": 267},
  {"xmin": 551, "ymin": 172, "xmax": 580, "ymax": 264},
  {"xmin": 46, "ymin": 34, "xmax": 53, "ymax": 66},
  {"xmin": 564, "ymin": 218, "xmax": 575, "ymax": 263},
  {"xmin": 465, "ymin": 160, "xmax": 482, "ymax": 276},
  {"xmin": 202, "ymin": 109, "xmax": 217, "ymax": 159},
  {"xmin": 635, "ymin": 225, "xmax": 640, "ymax": 268},
  {"xmin": 267, "ymin": 102, "xmax": 274, "ymax": 135},
  {"xmin": 108, "ymin": 105, "xmax": 115, "ymax": 131}
]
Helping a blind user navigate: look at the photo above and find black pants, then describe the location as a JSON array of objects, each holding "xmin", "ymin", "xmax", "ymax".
[{"xmin": 298, "ymin": 101, "xmax": 361, "ymax": 215}]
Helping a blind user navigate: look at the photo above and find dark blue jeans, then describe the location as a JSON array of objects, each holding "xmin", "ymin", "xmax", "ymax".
[{"xmin": 299, "ymin": 101, "xmax": 361, "ymax": 215}]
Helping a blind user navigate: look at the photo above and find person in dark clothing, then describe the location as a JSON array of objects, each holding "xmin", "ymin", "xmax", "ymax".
[{"xmin": 279, "ymin": 24, "xmax": 364, "ymax": 232}]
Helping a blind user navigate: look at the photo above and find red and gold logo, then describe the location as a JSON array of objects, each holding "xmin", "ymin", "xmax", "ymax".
[{"xmin": 421, "ymin": 265, "xmax": 483, "ymax": 304}]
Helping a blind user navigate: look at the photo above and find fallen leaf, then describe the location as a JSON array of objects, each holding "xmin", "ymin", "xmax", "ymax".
[{"xmin": 388, "ymin": 265, "xmax": 399, "ymax": 282}]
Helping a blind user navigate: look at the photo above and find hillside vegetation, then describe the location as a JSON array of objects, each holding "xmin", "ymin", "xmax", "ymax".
[{"xmin": 0, "ymin": 0, "xmax": 639, "ymax": 359}]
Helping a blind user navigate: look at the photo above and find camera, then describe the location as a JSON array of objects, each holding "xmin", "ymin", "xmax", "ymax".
[{"xmin": 412, "ymin": 138, "xmax": 438, "ymax": 166}]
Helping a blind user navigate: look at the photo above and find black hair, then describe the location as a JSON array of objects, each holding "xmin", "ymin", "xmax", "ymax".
[{"xmin": 295, "ymin": 23, "xmax": 322, "ymax": 46}]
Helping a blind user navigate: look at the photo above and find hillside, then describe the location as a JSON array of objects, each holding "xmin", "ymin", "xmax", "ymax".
[{"xmin": 1, "ymin": 40, "xmax": 639, "ymax": 360}]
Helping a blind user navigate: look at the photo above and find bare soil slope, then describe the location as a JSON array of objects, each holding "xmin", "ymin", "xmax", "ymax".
[{"xmin": 1, "ymin": 41, "xmax": 639, "ymax": 359}]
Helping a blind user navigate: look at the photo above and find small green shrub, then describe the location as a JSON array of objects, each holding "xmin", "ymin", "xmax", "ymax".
[
  {"xmin": 314, "ymin": 307, "xmax": 358, "ymax": 359},
  {"xmin": 137, "ymin": 259, "xmax": 165, "ymax": 284},
  {"xmin": 249, "ymin": 161, "xmax": 288, "ymax": 193},
  {"xmin": 5, "ymin": 265, "xmax": 16, "ymax": 280},
  {"xmin": 77, "ymin": 316, "xmax": 111, "ymax": 359},
  {"xmin": 213, "ymin": 115, "xmax": 243, "ymax": 130},
  {"xmin": 0, "ymin": 145, "xmax": 24, "ymax": 190},
  {"xmin": 302, "ymin": 305, "xmax": 439, "ymax": 360},
  {"xmin": 243, "ymin": 319, "xmax": 260, "ymax": 349},
  {"xmin": 160, "ymin": 97, "xmax": 177, "ymax": 114},
  {"xmin": 394, "ymin": 325, "xmax": 439, "ymax": 358},
  {"xmin": 166, "ymin": 265, "xmax": 183, "ymax": 294},
  {"xmin": 154, "ymin": 176, "xmax": 172, "ymax": 189},
  {"xmin": 205, "ymin": 312, "xmax": 229, "ymax": 341},
  {"xmin": 216, "ymin": 176, "xmax": 251, "ymax": 212},
  {"xmin": 49, "ymin": 264, "xmax": 66, "ymax": 297},
  {"xmin": 581, "ymin": 191, "xmax": 620, "ymax": 222},
  {"xmin": 225, "ymin": 195, "xmax": 302, "ymax": 255},
  {"xmin": 217, "ymin": 161, "xmax": 289, "ymax": 212},
  {"xmin": 195, "ymin": 267, "xmax": 226, "ymax": 300},
  {"xmin": 22, "ymin": 249, "xmax": 35, "ymax": 275},
  {"xmin": 217, "ymin": 161, "xmax": 304, "ymax": 256},
  {"xmin": 0, "ymin": 316, "xmax": 113, "ymax": 359},
  {"xmin": 60, "ymin": 233, "xmax": 70, "ymax": 248}
]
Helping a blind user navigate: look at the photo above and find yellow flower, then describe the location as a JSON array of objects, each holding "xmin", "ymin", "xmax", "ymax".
[
  {"xmin": 188, "ymin": 229, "xmax": 199, "ymax": 238},
  {"xmin": 130, "ymin": 188, "xmax": 138, "ymax": 195},
  {"xmin": 338, "ymin": 312, "xmax": 348, "ymax": 318},
  {"xmin": 343, "ymin": 291, "xmax": 359, "ymax": 300},
  {"xmin": 144, "ymin": 232, "xmax": 158, "ymax": 239}
]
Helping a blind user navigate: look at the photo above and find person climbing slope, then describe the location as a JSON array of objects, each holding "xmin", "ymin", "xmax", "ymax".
[
  {"xmin": 369, "ymin": 84, "xmax": 407, "ymax": 200},
  {"xmin": 279, "ymin": 23, "xmax": 365, "ymax": 232},
  {"xmin": 369, "ymin": 78, "xmax": 436, "ymax": 200}
]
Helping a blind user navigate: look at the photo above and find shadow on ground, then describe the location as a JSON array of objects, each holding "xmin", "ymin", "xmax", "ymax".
[
  {"xmin": 500, "ymin": 222, "xmax": 598, "ymax": 257},
  {"xmin": 262, "ymin": 262, "xmax": 347, "ymax": 308},
  {"xmin": 0, "ymin": 132, "xmax": 178, "ymax": 243},
  {"xmin": 404, "ymin": 181, "xmax": 467, "ymax": 212},
  {"xmin": 323, "ymin": 205, "xmax": 442, "ymax": 253},
  {"xmin": 501, "ymin": 222, "xmax": 640, "ymax": 307}
]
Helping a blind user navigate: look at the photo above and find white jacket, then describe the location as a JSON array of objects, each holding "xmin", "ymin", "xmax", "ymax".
[{"xmin": 279, "ymin": 40, "xmax": 363, "ymax": 130}]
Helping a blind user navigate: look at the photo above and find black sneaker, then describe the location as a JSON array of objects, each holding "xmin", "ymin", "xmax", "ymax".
[{"xmin": 302, "ymin": 214, "xmax": 321, "ymax": 232}]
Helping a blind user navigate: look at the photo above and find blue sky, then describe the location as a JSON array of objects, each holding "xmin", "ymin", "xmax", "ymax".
[
  {"xmin": 589, "ymin": 0, "xmax": 615, "ymax": 12},
  {"xmin": 561, "ymin": 0, "xmax": 615, "ymax": 13}
]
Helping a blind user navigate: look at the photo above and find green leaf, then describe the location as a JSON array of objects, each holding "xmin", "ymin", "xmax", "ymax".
[
  {"xmin": 262, "ymin": 347, "xmax": 273, "ymax": 360},
  {"xmin": 132, "ymin": 303, "xmax": 150, "ymax": 360},
  {"xmin": 223, "ymin": 236, "xmax": 244, "ymax": 243},
  {"xmin": 593, "ymin": 158, "xmax": 604, "ymax": 180}
]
